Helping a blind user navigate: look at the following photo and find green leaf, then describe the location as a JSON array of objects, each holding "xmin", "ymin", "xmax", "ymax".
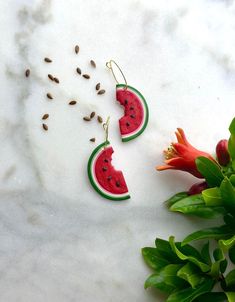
[
  {"xmin": 166, "ymin": 278, "xmax": 215, "ymax": 302},
  {"xmin": 142, "ymin": 247, "xmax": 169, "ymax": 270},
  {"xmin": 170, "ymin": 194, "xmax": 225, "ymax": 219},
  {"xmin": 224, "ymin": 214, "xmax": 235, "ymax": 227},
  {"xmin": 220, "ymin": 178, "xmax": 235, "ymax": 215},
  {"xmin": 228, "ymin": 117, "xmax": 235, "ymax": 160},
  {"xmin": 229, "ymin": 175, "xmax": 235, "ymax": 186},
  {"xmin": 202, "ymin": 187, "xmax": 223, "ymax": 206},
  {"xmin": 177, "ymin": 262, "xmax": 204, "ymax": 288},
  {"xmin": 219, "ymin": 235, "xmax": 235, "ymax": 252},
  {"xmin": 225, "ymin": 292, "xmax": 235, "ymax": 302},
  {"xmin": 229, "ymin": 246, "xmax": 235, "ymax": 264},
  {"xmin": 194, "ymin": 292, "xmax": 228, "ymax": 302},
  {"xmin": 155, "ymin": 238, "xmax": 181, "ymax": 263},
  {"xmin": 225, "ymin": 269, "xmax": 235, "ymax": 290},
  {"xmin": 195, "ymin": 157, "xmax": 224, "ymax": 187},
  {"xmin": 201, "ymin": 241, "xmax": 212, "ymax": 265},
  {"xmin": 144, "ymin": 264, "xmax": 186, "ymax": 292},
  {"xmin": 209, "ymin": 248, "xmax": 225, "ymax": 278},
  {"xmin": 169, "ymin": 236, "xmax": 210, "ymax": 272},
  {"xmin": 166, "ymin": 192, "xmax": 189, "ymax": 207},
  {"xmin": 182, "ymin": 225, "xmax": 233, "ymax": 245}
]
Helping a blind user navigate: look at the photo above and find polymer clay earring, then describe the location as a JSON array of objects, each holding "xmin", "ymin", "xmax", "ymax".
[
  {"xmin": 87, "ymin": 117, "xmax": 130, "ymax": 201},
  {"xmin": 106, "ymin": 60, "xmax": 149, "ymax": 142}
]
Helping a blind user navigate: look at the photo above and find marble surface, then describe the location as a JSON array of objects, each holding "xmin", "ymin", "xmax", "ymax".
[{"xmin": 1, "ymin": 0, "xmax": 235, "ymax": 301}]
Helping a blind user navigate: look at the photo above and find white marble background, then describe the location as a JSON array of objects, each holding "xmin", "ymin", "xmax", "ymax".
[{"xmin": 0, "ymin": 0, "xmax": 235, "ymax": 301}]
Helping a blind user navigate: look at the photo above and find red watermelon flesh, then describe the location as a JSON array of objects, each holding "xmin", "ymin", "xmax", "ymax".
[
  {"xmin": 94, "ymin": 145, "xmax": 128, "ymax": 195},
  {"xmin": 116, "ymin": 84, "xmax": 149, "ymax": 142}
]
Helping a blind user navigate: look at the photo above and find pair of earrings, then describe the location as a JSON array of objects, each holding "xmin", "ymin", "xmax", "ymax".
[{"xmin": 87, "ymin": 60, "xmax": 149, "ymax": 201}]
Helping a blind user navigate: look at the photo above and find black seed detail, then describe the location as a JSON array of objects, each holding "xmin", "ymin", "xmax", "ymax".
[
  {"xmin": 124, "ymin": 99, "xmax": 128, "ymax": 105},
  {"xmin": 107, "ymin": 176, "xmax": 112, "ymax": 181},
  {"xmin": 126, "ymin": 122, "xmax": 130, "ymax": 127},
  {"xmin": 102, "ymin": 167, "xmax": 107, "ymax": 172},
  {"xmin": 116, "ymin": 181, "xmax": 120, "ymax": 187},
  {"xmin": 130, "ymin": 114, "xmax": 135, "ymax": 118},
  {"xmin": 104, "ymin": 159, "xmax": 109, "ymax": 163},
  {"xmin": 130, "ymin": 106, "xmax": 134, "ymax": 110}
]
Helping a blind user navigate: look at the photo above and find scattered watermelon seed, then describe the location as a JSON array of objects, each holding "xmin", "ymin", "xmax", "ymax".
[
  {"xmin": 75, "ymin": 45, "xmax": 80, "ymax": 54},
  {"xmin": 42, "ymin": 114, "xmax": 49, "ymax": 120},
  {"xmin": 83, "ymin": 116, "xmax": 91, "ymax": 121},
  {"xmin": 97, "ymin": 116, "xmax": 103, "ymax": 123},
  {"xmin": 42, "ymin": 123, "xmax": 48, "ymax": 131},
  {"xmin": 90, "ymin": 60, "xmax": 96, "ymax": 68},
  {"xmin": 25, "ymin": 69, "xmax": 30, "ymax": 77},
  {"xmin": 83, "ymin": 74, "xmax": 90, "ymax": 79},
  {"xmin": 116, "ymin": 181, "xmax": 120, "ymax": 187},
  {"xmin": 44, "ymin": 57, "xmax": 52, "ymax": 63},
  {"xmin": 90, "ymin": 138, "xmax": 96, "ymax": 142},
  {"xmin": 96, "ymin": 83, "xmax": 100, "ymax": 91},
  {"xmin": 69, "ymin": 100, "xmax": 77, "ymax": 105},
  {"xmin": 90, "ymin": 111, "xmax": 96, "ymax": 119},
  {"xmin": 47, "ymin": 93, "xmax": 53, "ymax": 100},
  {"xmin": 54, "ymin": 77, "xmax": 59, "ymax": 83},
  {"xmin": 48, "ymin": 74, "xmax": 54, "ymax": 81},
  {"xmin": 97, "ymin": 89, "xmax": 105, "ymax": 95},
  {"xmin": 76, "ymin": 67, "xmax": 82, "ymax": 75}
]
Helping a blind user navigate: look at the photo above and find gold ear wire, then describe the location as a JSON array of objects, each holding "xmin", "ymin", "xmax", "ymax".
[{"xmin": 106, "ymin": 60, "xmax": 128, "ymax": 89}]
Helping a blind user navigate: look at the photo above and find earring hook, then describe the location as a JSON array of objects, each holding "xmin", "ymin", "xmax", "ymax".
[{"xmin": 106, "ymin": 60, "xmax": 128, "ymax": 89}]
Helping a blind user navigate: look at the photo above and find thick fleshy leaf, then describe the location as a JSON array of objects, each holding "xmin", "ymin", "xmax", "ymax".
[
  {"xmin": 142, "ymin": 247, "xmax": 169, "ymax": 270},
  {"xmin": 202, "ymin": 187, "xmax": 223, "ymax": 206},
  {"xmin": 228, "ymin": 117, "xmax": 235, "ymax": 160},
  {"xmin": 229, "ymin": 246, "xmax": 235, "ymax": 264},
  {"xmin": 165, "ymin": 192, "xmax": 189, "ymax": 207},
  {"xmin": 194, "ymin": 292, "xmax": 228, "ymax": 302},
  {"xmin": 195, "ymin": 157, "xmax": 224, "ymax": 187},
  {"xmin": 220, "ymin": 178, "xmax": 235, "ymax": 215},
  {"xmin": 144, "ymin": 264, "xmax": 186, "ymax": 292},
  {"xmin": 201, "ymin": 242, "xmax": 212, "ymax": 265},
  {"xmin": 219, "ymin": 235, "xmax": 235, "ymax": 252},
  {"xmin": 225, "ymin": 292, "xmax": 235, "ymax": 302},
  {"xmin": 169, "ymin": 237, "xmax": 210, "ymax": 272},
  {"xmin": 224, "ymin": 214, "xmax": 235, "ymax": 227},
  {"xmin": 210, "ymin": 248, "xmax": 225, "ymax": 278},
  {"xmin": 225, "ymin": 269, "xmax": 235, "ymax": 290},
  {"xmin": 170, "ymin": 194, "xmax": 225, "ymax": 219},
  {"xmin": 177, "ymin": 262, "xmax": 203, "ymax": 288},
  {"xmin": 166, "ymin": 278, "xmax": 215, "ymax": 302},
  {"xmin": 182, "ymin": 225, "xmax": 233, "ymax": 245}
]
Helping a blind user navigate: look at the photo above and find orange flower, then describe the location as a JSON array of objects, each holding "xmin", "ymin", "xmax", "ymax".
[{"xmin": 156, "ymin": 128, "xmax": 214, "ymax": 178}]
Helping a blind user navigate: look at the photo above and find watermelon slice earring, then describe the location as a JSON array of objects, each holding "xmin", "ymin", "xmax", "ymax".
[
  {"xmin": 87, "ymin": 117, "xmax": 130, "ymax": 201},
  {"xmin": 106, "ymin": 60, "xmax": 149, "ymax": 142}
]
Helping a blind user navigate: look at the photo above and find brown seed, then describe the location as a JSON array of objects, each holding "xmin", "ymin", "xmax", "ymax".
[
  {"xmin": 44, "ymin": 57, "xmax": 52, "ymax": 63},
  {"xmin": 83, "ymin": 116, "xmax": 91, "ymax": 121},
  {"xmin": 116, "ymin": 181, "xmax": 120, "ymax": 187},
  {"xmin": 75, "ymin": 45, "xmax": 80, "ymax": 54},
  {"xmin": 54, "ymin": 77, "xmax": 59, "ymax": 83},
  {"xmin": 90, "ymin": 60, "xmax": 96, "ymax": 68},
  {"xmin": 90, "ymin": 138, "xmax": 96, "ymax": 142},
  {"xmin": 69, "ymin": 100, "xmax": 77, "ymax": 105},
  {"xmin": 76, "ymin": 67, "xmax": 82, "ymax": 75},
  {"xmin": 42, "ymin": 114, "xmax": 49, "ymax": 120},
  {"xmin": 95, "ymin": 83, "xmax": 101, "ymax": 91},
  {"xmin": 25, "ymin": 69, "xmax": 30, "ymax": 77},
  {"xmin": 90, "ymin": 111, "xmax": 96, "ymax": 119},
  {"xmin": 42, "ymin": 123, "xmax": 48, "ymax": 131},
  {"xmin": 97, "ymin": 89, "xmax": 105, "ymax": 95},
  {"xmin": 97, "ymin": 116, "xmax": 103, "ymax": 123},
  {"xmin": 47, "ymin": 93, "xmax": 53, "ymax": 100},
  {"xmin": 82, "ymin": 74, "xmax": 90, "ymax": 79},
  {"xmin": 48, "ymin": 74, "xmax": 54, "ymax": 81}
]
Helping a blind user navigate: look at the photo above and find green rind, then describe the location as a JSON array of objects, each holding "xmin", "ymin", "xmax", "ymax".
[
  {"xmin": 87, "ymin": 141, "xmax": 130, "ymax": 201},
  {"xmin": 116, "ymin": 84, "xmax": 149, "ymax": 142}
]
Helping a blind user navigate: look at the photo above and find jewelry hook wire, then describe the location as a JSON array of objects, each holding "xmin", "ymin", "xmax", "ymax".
[{"xmin": 106, "ymin": 60, "xmax": 128, "ymax": 89}]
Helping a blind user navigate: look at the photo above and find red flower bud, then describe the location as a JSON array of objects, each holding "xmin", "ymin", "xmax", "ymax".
[
  {"xmin": 216, "ymin": 139, "xmax": 230, "ymax": 166},
  {"xmin": 188, "ymin": 181, "xmax": 208, "ymax": 195}
]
